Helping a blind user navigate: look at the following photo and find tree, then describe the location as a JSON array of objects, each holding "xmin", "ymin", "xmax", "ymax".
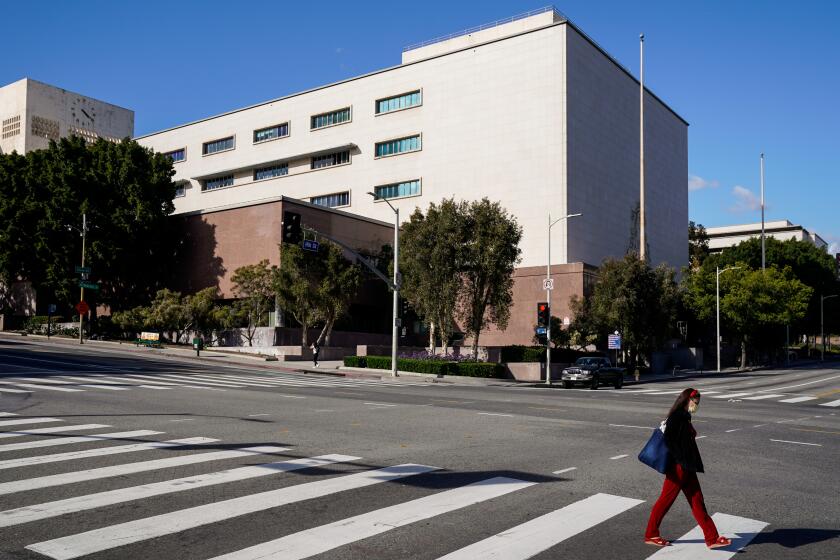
[
  {"xmin": 688, "ymin": 221, "xmax": 710, "ymax": 268},
  {"xmin": 457, "ymin": 198, "xmax": 523, "ymax": 357},
  {"xmin": 399, "ymin": 199, "xmax": 464, "ymax": 351},
  {"xmin": 231, "ymin": 260, "xmax": 275, "ymax": 346},
  {"xmin": 274, "ymin": 244, "xmax": 321, "ymax": 346},
  {"xmin": 313, "ymin": 244, "xmax": 362, "ymax": 346},
  {"xmin": 577, "ymin": 255, "xmax": 679, "ymax": 371},
  {"xmin": 144, "ymin": 288, "xmax": 192, "ymax": 343},
  {"xmin": 684, "ymin": 264, "xmax": 812, "ymax": 368},
  {"xmin": 0, "ymin": 136, "xmax": 178, "ymax": 312}
]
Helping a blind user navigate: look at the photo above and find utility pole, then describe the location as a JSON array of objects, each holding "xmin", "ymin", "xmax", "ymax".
[
  {"xmin": 822, "ymin": 294, "xmax": 837, "ymax": 361},
  {"xmin": 639, "ymin": 33, "xmax": 646, "ymax": 261},
  {"xmin": 760, "ymin": 153, "xmax": 766, "ymax": 271},
  {"xmin": 78, "ymin": 213, "xmax": 87, "ymax": 345},
  {"xmin": 545, "ymin": 212, "xmax": 582, "ymax": 386}
]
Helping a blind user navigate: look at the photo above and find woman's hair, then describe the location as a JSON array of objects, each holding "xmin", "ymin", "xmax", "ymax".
[{"xmin": 668, "ymin": 387, "xmax": 700, "ymax": 417}]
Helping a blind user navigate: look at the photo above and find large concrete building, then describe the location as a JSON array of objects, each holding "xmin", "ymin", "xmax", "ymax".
[
  {"xmin": 0, "ymin": 78, "xmax": 134, "ymax": 155},
  {"xmin": 136, "ymin": 8, "xmax": 689, "ymax": 345},
  {"xmin": 706, "ymin": 220, "xmax": 828, "ymax": 253}
]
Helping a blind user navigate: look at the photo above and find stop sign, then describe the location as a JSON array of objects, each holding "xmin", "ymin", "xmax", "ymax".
[{"xmin": 75, "ymin": 301, "xmax": 90, "ymax": 315}]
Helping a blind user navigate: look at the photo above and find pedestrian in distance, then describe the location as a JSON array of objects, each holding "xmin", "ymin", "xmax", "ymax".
[
  {"xmin": 644, "ymin": 388, "xmax": 732, "ymax": 549},
  {"xmin": 311, "ymin": 341, "xmax": 320, "ymax": 368}
]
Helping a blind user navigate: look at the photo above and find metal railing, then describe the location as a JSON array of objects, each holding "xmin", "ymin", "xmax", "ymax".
[{"xmin": 403, "ymin": 5, "xmax": 567, "ymax": 52}]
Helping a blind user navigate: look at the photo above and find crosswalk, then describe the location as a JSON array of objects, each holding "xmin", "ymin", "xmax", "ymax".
[
  {"xmin": 614, "ymin": 387, "xmax": 840, "ymax": 408},
  {"xmin": 0, "ymin": 413, "xmax": 768, "ymax": 559},
  {"xmin": 0, "ymin": 368, "xmax": 433, "ymax": 397}
]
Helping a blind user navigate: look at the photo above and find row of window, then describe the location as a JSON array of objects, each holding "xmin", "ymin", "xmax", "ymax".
[
  {"xmin": 310, "ymin": 178, "xmax": 421, "ymax": 209},
  {"xmin": 162, "ymin": 90, "xmax": 422, "ymax": 164}
]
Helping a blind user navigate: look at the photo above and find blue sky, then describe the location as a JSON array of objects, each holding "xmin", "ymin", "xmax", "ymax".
[{"xmin": 3, "ymin": 1, "xmax": 838, "ymax": 252}]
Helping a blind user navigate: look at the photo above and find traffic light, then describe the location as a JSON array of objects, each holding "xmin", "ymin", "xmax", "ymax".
[
  {"xmin": 401, "ymin": 298, "xmax": 410, "ymax": 316},
  {"xmin": 282, "ymin": 211, "xmax": 302, "ymax": 244},
  {"xmin": 537, "ymin": 302, "xmax": 549, "ymax": 328}
]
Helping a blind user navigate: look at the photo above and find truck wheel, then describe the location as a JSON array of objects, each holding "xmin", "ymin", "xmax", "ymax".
[{"xmin": 562, "ymin": 381, "xmax": 571, "ymax": 389}]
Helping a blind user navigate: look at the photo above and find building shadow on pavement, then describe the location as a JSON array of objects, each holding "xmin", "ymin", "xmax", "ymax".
[{"xmin": 750, "ymin": 528, "xmax": 840, "ymax": 549}]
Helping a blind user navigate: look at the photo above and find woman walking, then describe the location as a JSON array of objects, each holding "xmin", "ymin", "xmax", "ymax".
[{"xmin": 644, "ymin": 388, "xmax": 732, "ymax": 549}]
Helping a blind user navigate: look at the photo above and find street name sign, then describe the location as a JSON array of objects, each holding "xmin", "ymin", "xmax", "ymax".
[
  {"xmin": 79, "ymin": 280, "xmax": 100, "ymax": 291},
  {"xmin": 75, "ymin": 266, "xmax": 91, "ymax": 274},
  {"xmin": 302, "ymin": 239, "xmax": 320, "ymax": 252},
  {"xmin": 608, "ymin": 334, "xmax": 621, "ymax": 350}
]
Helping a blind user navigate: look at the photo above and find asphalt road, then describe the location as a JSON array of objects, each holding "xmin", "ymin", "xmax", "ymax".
[{"xmin": 0, "ymin": 336, "xmax": 838, "ymax": 559}]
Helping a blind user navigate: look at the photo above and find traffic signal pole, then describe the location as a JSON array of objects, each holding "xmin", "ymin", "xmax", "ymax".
[
  {"xmin": 78, "ymin": 213, "xmax": 86, "ymax": 345},
  {"xmin": 545, "ymin": 212, "xmax": 581, "ymax": 386}
]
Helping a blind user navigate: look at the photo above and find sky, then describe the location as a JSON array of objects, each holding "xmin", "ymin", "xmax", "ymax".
[{"xmin": 3, "ymin": 1, "xmax": 838, "ymax": 253}]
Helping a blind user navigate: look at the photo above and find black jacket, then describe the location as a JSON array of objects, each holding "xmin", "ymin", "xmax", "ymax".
[{"xmin": 664, "ymin": 408, "xmax": 704, "ymax": 473}]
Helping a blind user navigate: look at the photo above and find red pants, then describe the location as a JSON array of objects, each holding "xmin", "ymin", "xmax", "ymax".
[{"xmin": 645, "ymin": 463, "xmax": 720, "ymax": 545}]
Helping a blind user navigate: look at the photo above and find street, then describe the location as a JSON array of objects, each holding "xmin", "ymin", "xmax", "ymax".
[{"xmin": 0, "ymin": 336, "xmax": 838, "ymax": 559}]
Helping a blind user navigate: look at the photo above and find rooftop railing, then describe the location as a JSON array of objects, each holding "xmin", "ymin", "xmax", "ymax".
[{"xmin": 403, "ymin": 5, "xmax": 567, "ymax": 52}]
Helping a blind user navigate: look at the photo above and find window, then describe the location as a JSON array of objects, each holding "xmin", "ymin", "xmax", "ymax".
[
  {"xmin": 254, "ymin": 164, "xmax": 288, "ymax": 181},
  {"xmin": 375, "ymin": 135, "xmax": 421, "ymax": 158},
  {"xmin": 2, "ymin": 115, "xmax": 21, "ymax": 139},
  {"xmin": 310, "ymin": 107, "xmax": 351, "ymax": 130},
  {"xmin": 311, "ymin": 150, "xmax": 350, "ymax": 169},
  {"xmin": 202, "ymin": 175, "xmax": 234, "ymax": 191},
  {"xmin": 254, "ymin": 123, "xmax": 289, "ymax": 143},
  {"xmin": 374, "ymin": 179, "xmax": 421, "ymax": 200},
  {"xmin": 310, "ymin": 191, "xmax": 350, "ymax": 208},
  {"xmin": 202, "ymin": 136, "xmax": 235, "ymax": 155},
  {"xmin": 31, "ymin": 116, "xmax": 60, "ymax": 140},
  {"xmin": 376, "ymin": 90, "xmax": 422, "ymax": 114},
  {"xmin": 164, "ymin": 148, "xmax": 186, "ymax": 162},
  {"xmin": 174, "ymin": 182, "xmax": 187, "ymax": 198}
]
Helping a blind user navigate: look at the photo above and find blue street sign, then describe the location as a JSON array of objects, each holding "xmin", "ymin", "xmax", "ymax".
[
  {"xmin": 535, "ymin": 327, "xmax": 547, "ymax": 335},
  {"xmin": 48, "ymin": 304, "xmax": 57, "ymax": 314},
  {"xmin": 302, "ymin": 239, "xmax": 320, "ymax": 252},
  {"xmin": 608, "ymin": 334, "xmax": 622, "ymax": 350}
]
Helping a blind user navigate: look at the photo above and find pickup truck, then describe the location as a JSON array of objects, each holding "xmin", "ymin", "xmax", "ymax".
[{"xmin": 560, "ymin": 357, "xmax": 625, "ymax": 389}]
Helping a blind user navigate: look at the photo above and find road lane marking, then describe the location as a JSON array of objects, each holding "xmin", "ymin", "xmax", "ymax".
[
  {"xmin": 0, "ymin": 452, "xmax": 357, "ymax": 528},
  {"xmin": 26, "ymin": 463, "xmax": 439, "ymax": 559},
  {"xmin": 710, "ymin": 393, "xmax": 753, "ymax": 399},
  {"xmin": 777, "ymin": 396, "xmax": 818, "ymax": 403},
  {"xmin": 0, "ymin": 430, "xmax": 163, "ymax": 453},
  {"xmin": 0, "ymin": 388, "xmax": 31, "ymax": 393},
  {"xmin": 645, "ymin": 512, "xmax": 767, "ymax": 558},
  {"xmin": 0, "ymin": 436, "xmax": 213, "ymax": 471},
  {"xmin": 610, "ymin": 454, "xmax": 629, "ymax": 460},
  {"xmin": 7, "ymin": 377, "xmax": 76, "ymax": 384},
  {"xmin": 725, "ymin": 429, "xmax": 741, "ymax": 433},
  {"xmin": 0, "ymin": 417, "xmax": 62, "ymax": 428},
  {"xmin": 695, "ymin": 436, "xmax": 708, "ymax": 439},
  {"xmin": 0, "ymin": 445, "xmax": 288, "ymax": 496},
  {"xmin": 0, "ymin": 413, "xmax": 17, "ymax": 416},
  {"xmin": 791, "ymin": 428, "xmax": 840, "ymax": 435},
  {"xmin": 436, "ymin": 493, "xmax": 643, "ymax": 560},
  {"xmin": 553, "ymin": 467, "xmax": 577, "ymax": 474},
  {"xmin": 609, "ymin": 424, "xmax": 652, "ymax": 430},
  {"xmin": 818, "ymin": 399, "xmax": 840, "ymax": 408},
  {"xmin": 769, "ymin": 439, "xmax": 822, "ymax": 447},
  {"xmin": 0, "ymin": 424, "xmax": 109, "ymax": 440},
  {"xmin": 768, "ymin": 374, "xmax": 840, "ymax": 392},
  {"xmin": 364, "ymin": 402, "xmax": 397, "ymax": 407},
  {"xmin": 116, "ymin": 374, "xmax": 225, "ymax": 390},
  {"xmin": 0, "ymin": 383, "xmax": 83, "ymax": 392},
  {"xmin": 207, "ymin": 477, "xmax": 535, "ymax": 560},
  {"xmin": 277, "ymin": 394, "xmax": 306, "ymax": 399},
  {"xmin": 742, "ymin": 394, "xmax": 785, "ymax": 400},
  {"xmin": 477, "ymin": 412, "xmax": 513, "ymax": 417},
  {"xmin": 752, "ymin": 424, "xmax": 767, "ymax": 428}
]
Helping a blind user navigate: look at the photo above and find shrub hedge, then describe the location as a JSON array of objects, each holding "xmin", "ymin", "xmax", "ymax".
[
  {"xmin": 344, "ymin": 356, "xmax": 506, "ymax": 378},
  {"xmin": 500, "ymin": 345, "xmax": 599, "ymax": 364}
]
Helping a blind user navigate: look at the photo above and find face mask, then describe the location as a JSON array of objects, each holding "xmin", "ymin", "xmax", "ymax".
[{"xmin": 688, "ymin": 401, "xmax": 699, "ymax": 414}]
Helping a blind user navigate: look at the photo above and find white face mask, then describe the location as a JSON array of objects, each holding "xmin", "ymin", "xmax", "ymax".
[{"xmin": 688, "ymin": 400, "xmax": 699, "ymax": 414}]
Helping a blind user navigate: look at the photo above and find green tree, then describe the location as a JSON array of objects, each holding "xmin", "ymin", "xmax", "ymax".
[
  {"xmin": 143, "ymin": 288, "xmax": 192, "ymax": 343},
  {"xmin": 457, "ymin": 198, "xmax": 523, "ymax": 358},
  {"xmin": 688, "ymin": 221, "xmax": 710, "ymax": 268},
  {"xmin": 313, "ymin": 244, "xmax": 362, "ymax": 346},
  {"xmin": 578, "ymin": 255, "xmax": 679, "ymax": 371},
  {"xmin": 231, "ymin": 260, "xmax": 275, "ymax": 346},
  {"xmin": 274, "ymin": 244, "xmax": 321, "ymax": 346},
  {"xmin": 399, "ymin": 199, "xmax": 464, "ymax": 350}
]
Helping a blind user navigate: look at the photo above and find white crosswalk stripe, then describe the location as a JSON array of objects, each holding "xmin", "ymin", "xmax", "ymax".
[
  {"xmin": 709, "ymin": 393, "xmax": 753, "ymax": 399},
  {"xmin": 210, "ymin": 477, "xmax": 536, "ymax": 560},
  {"xmin": 436, "ymin": 493, "xmax": 644, "ymax": 559},
  {"xmin": 818, "ymin": 398, "xmax": 840, "ymax": 407},
  {"xmin": 777, "ymin": 396, "xmax": 817, "ymax": 403},
  {"xmin": 0, "ymin": 417, "xmax": 63, "ymax": 428},
  {"xmin": 0, "ymin": 424, "xmax": 110, "ymax": 440},
  {"xmin": 0, "ymin": 381, "xmax": 83, "ymax": 392},
  {"xmin": 644, "ymin": 512, "xmax": 767, "ymax": 558},
  {"xmin": 0, "ymin": 429, "xmax": 163, "ymax": 453},
  {"xmin": 26, "ymin": 463, "xmax": 439, "ymax": 559},
  {"xmin": 742, "ymin": 394, "xmax": 785, "ymax": 400},
  {"xmin": 0, "ymin": 436, "xmax": 213, "ymax": 470},
  {"xmin": 0, "ymin": 387, "xmax": 32, "ymax": 393}
]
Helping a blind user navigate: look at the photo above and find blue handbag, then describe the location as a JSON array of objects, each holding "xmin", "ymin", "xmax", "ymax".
[{"xmin": 638, "ymin": 423, "xmax": 671, "ymax": 474}]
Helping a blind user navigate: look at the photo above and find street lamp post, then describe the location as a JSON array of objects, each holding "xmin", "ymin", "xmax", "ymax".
[
  {"xmin": 716, "ymin": 265, "xmax": 740, "ymax": 373},
  {"xmin": 368, "ymin": 193, "xmax": 400, "ymax": 377},
  {"xmin": 821, "ymin": 294, "xmax": 837, "ymax": 361},
  {"xmin": 545, "ymin": 212, "xmax": 582, "ymax": 386}
]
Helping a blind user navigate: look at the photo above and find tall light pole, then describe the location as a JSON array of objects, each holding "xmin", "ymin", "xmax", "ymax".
[
  {"xmin": 545, "ymin": 212, "xmax": 582, "ymax": 386},
  {"xmin": 368, "ymin": 193, "xmax": 400, "ymax": 377},
  {"xmin": 821, "ymin": 294, "xmax": 837, "ymax": 361},
  {"xmin": 716, "ymin": 265, "xmax": 740, "ymax": 372},
  {"xmin": 639, "ymin": 33, "xmax": 646, "ymax": 261},
  {"xmin": 760, "ymin": 153, "xmax": 766, "ymax": 271}
]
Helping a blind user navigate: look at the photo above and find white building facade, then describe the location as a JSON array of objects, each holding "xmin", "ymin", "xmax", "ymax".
[
  {"xmin": 135, "ymin": 8, "xmax": 689, "ymax": 344},
  {"xmin": 0, "ymin": 78, "xmax": 134, "ymax": 155},
  {"xmin": 706, "ymin": 220, "xmax": 828, "ymax": 253}
]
